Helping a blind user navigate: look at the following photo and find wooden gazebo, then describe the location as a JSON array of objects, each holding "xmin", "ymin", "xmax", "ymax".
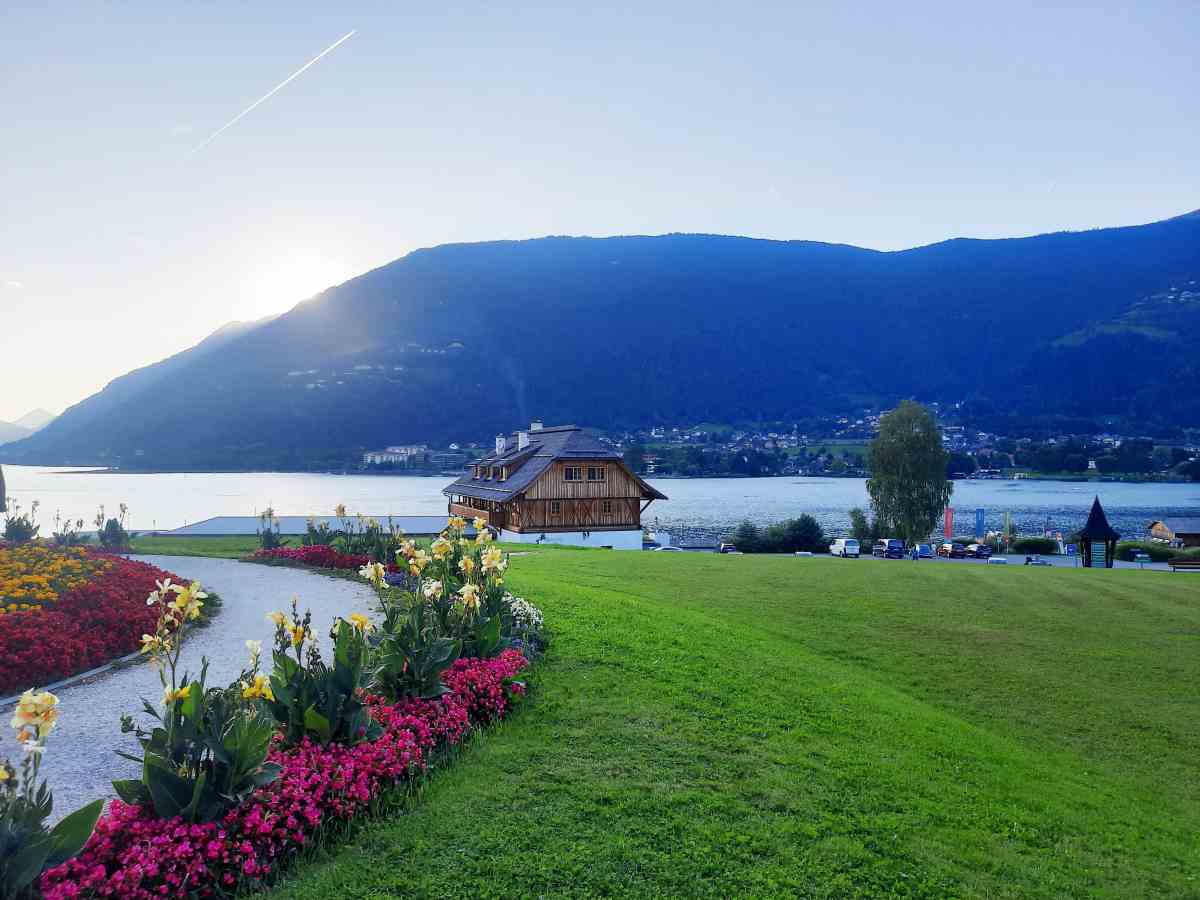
[{"xmin": 1079, "ymin": 496, "xmax": 1120, "ymax": 568}]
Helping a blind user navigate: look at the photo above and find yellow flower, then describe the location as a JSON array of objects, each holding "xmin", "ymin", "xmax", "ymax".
[
  {"xmin": 448, "ymin": 516, "xmax": 466, "ymax": 530},
  {"xmin": 246, "ymin": 639, "xmax": 262, "ymax": 666},
  {"xmin": 458, "ymin": 583, "xmax": 480, "ymax": 613},
  {"xmin": 348, "ymin": 612, "xmax": 373, "ymax": 633},
  {"xmin": 481, "ymin": 546, "xmax": 506, "ymax": 574},
  {"xmin": 473, "ymin": 516, "xmax": 487, "ymax": 531},
  {"xmin": 359, "ymin": 562, "xmax": 386, "ymax": 589},
  {"xmin": 267, "ymin": 611, "xmax": 286, "ymax": 627},
  {"xmin": 335, "ymin": 504, "xmax": 347, "ymax": 518},
  {"xmin": 289, "ymin": 622, "xmax": 308, "ymax": 647},
  {"xmin": 162, "ymin": 685, "xmax": 190, "ymax": 706},
  {"xmin": 431, "ymin": 537, "xmax": 453, "ymax": 560},
  {"xmin": 475, "ymin": 528, "xmax": 493, "ymax": 545},
  {"xmin": 0, "ymin": 765, "xmax": 9, "ymax": 783},
  {"xmin": 422, "ymin": 580, "xmax": 444, "ymax": 601},
  {"xmin": 241, "ymin": 673, "xmax": 274, "ymax": 701},
  {"xmin": 458, "ymin": 557, "xmax": 475, "ymax": 575},
  {"xmin": 11, "ymin": 689, "xmax": 59, "ymax": 740},
  {"xmin": 140, "ymin": 633, "xmax": 162, "ymax": 654}
]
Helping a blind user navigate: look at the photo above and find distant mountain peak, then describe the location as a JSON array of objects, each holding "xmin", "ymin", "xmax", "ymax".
[{"xmin": 14, "ymin": 408, "xmax": 55, "ymax": 431}]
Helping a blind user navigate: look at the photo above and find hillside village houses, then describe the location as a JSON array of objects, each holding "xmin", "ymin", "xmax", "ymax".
[
  {"xmin": 443, "ymin": 421, "xmax": 667, "ymax": 550},
  {"xmin": 363, "ymin": 444, "xmax": 429, "ymax": 466}
]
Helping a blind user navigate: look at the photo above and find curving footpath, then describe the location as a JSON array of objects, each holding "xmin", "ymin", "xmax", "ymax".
[{"xmin": 1, "ymin": 555, "xmax": 377, "ymax": 819}]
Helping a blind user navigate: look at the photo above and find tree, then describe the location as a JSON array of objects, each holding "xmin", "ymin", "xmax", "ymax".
[
  {"xmin": 866, "ymin": 401, "xmax": 953, "ymax": 546},
  {"xmin": 730, "ymin": 521, "xmax": 762, "ymax": 553},
  {"xmin": 0, "ymin": 464, "xmax": 5, "ymax": 514},
  {"xmin": 623, "ymin": 444, "xmax": 647, "ymax": 474},
  {"xmin": 848, "ymin": 507, "xmax": 881, "ymax": 544}
]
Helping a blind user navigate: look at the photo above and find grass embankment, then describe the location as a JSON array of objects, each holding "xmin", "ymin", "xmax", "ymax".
[
  {"xmin": 129, "ymin": 535, "xmax": 261, "ymax": 558},
  {"xmin": 271, "ymin": 551, "xmax": 1199, "ymax": 898}
]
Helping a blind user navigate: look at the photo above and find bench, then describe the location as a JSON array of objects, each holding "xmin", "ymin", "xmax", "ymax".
[{"xmin": 1167, "ymin": 559, "xmax": 1200, "ymax": 572}]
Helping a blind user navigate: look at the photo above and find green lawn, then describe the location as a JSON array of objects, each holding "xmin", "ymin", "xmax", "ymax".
[
  {"xmin": 128, "ymin": 534, "xmax": 262, "ymax": 558},
  {"xmin": 273, "ymin": 551, "xmax": 1198, "ymax": 898}
]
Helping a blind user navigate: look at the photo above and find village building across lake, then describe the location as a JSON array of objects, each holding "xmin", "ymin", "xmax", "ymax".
[{"xmin": 443, "ymin": 422, "xmax": 667, "ymax": 550}]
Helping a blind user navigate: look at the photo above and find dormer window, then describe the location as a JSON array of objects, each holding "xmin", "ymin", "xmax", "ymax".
[{"xmin": 587, "ymin": 466, "xmax": 607, "ymax": 482}]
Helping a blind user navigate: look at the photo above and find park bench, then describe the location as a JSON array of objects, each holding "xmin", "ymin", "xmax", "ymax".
[{"xmin": 1167, "ymin": 558, "xmax": 1200, "ymax": 572}]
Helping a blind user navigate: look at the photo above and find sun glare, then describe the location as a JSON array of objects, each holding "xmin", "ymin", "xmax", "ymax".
[{"xmin": 245, "ymin": 252, "xmax": 354, "ymax": 318}]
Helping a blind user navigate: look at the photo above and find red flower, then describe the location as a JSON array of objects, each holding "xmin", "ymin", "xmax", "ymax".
[{"xmin": 41, "ymin": 652, "xmax": 530, "ymax": 899}]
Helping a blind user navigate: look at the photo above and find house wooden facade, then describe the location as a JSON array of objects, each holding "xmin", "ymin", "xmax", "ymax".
[
  {"xmin": 1148, "ymin": 518, "xmax": 1200, "ymax": 548},
  {"xmin": 443, "ymin": 423, "xmax": 666, "ymax": 546}
]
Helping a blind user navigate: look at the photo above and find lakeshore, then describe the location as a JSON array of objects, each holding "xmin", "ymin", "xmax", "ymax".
[{"xmin": 4, "ymin": 465, "xmax": 1198, "ymax": 545}]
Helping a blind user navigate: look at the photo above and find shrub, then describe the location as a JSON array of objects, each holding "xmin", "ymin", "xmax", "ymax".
[
  {"xmin": 1011, "ymin": 537, "xmax": 1059, "ymax": 555},
  {"xmin": 113, "ymin": 581, "xmax": 280, "ymax": 823},
  {"xmin": 2, "ymin": 500, "xmax": 39, "ymax": 545},
  {"xmin": 1115, "ymin": 540, "xmax": 1200, "ymax": 562},
  {"xmin": 261, "ymin": 600, "xmax": 382, "ymax": 747},
  {"xmin": 94, "ymin": 504, "xmax": 130, "ymax": 551},
  {"xmin": 256, "ymin": 508, "xmax": 287, "ymax": 550},
  {"xmin": 370, "ymin": 600, "xmax": 461, "ymax": 701},
  {"xmin": 1, "ymin": 691, "xmax": 103, "ymax": 900},
  {"xmin": 727, "ymin": 516, "xmax": 827, "ymax": 553}
]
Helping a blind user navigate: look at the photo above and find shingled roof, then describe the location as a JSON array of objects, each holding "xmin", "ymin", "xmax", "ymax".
[
  {"xmin": 443, "ymin": 425, "xmax": 667, "ymax": 503},
  {"xmin": 1080, "ymin": 496, "xmax": 1121, "ymax": 541}
]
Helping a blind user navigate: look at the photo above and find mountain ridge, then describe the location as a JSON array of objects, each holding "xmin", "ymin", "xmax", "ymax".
[{"xmin": 4, "ymin": 212, "xmax": 1199, "ymax": 469}]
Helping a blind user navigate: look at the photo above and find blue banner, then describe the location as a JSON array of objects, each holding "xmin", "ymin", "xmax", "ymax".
[{"xmin": 975, "ymin": 507, "xmax": 985, "ymax": 539}]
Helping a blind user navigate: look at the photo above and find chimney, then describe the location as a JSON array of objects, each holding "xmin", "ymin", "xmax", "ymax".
[
  {"xmin": 530, "ymin": 419, "xmax": 543, "ymax": 432},
  {"xmin": 495, "ymin": 434, "xmax": 507, "ymax": 455},
  {"xmin": 518, "ymin": 430, "xmax": 530, "ymax": 450}
]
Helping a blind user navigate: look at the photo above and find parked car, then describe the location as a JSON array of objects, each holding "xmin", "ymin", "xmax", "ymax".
[
  {"xmin": 1024, "ymin": 555, "xmax": 1053, "ymax": 566},
  {"xmin": 829, "ymin": 538, "xmax": 860, "ymax": 558},
  {"xmin": 937, "ymin": 542, "xmax": 967, "ymax": 559},
  {"xmin": 873, "ymin": 538, "xmax": 905, "ymax": 559},
  {"xmin": 966, "ymin": 543, "xmax": 993, "ymax": 559},
  {"xmin": 916, "ymin": 543, "xmax": 934, "ymax": 558},
  {"xmin": 717, "ymin": 543, "xmax": 737, "ymax": 554},
  {"xmin": 654, "ymin": 546, "xmax": 685, "ymax": 552}
]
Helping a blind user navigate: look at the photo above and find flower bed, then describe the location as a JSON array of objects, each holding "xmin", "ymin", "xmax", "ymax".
[
  {"xmin": 249, "ymin": 545, "xmax": 369, "ymax": 570},
  {"xmin": 0, "ymin": 551, "xmax": 183, "ymax": 696},
  {"xmin": 40, "ymin": 650, "xmax": 529, "ymax": 899},
  {"xmin": 0, "ymin": 544, "xmax": 112, "ymax": 612}
]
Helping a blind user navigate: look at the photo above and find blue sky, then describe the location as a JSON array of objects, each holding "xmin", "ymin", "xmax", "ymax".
[{"xmin": 1, "ymin": 1, "xmax": 1196, "ymax": 421}]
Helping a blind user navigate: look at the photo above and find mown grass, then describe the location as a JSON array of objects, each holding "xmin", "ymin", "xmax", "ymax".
[
  {"xmin": 271, "ymin": 552, "xmax": 1197, "ymax": 897},
  {"xmin": 128, "ymin": 535, "xmax": 262, "ymax": 558}
]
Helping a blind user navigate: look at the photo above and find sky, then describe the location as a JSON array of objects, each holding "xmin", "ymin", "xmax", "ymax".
[{"xmin": 1, "ymin": 1, "xmax": 1196, "ymax": 422}]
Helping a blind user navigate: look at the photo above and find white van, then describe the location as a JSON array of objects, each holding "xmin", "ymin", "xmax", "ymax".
[{"xmin": 829, "ymin": 538, "xmax": 860, "ymax": 558}]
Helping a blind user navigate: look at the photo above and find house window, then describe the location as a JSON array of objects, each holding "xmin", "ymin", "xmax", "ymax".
[
  {"xmin": 550, "ymin": 500, "xmax": 562, "ymax": 515},
  {"xmin": 499, "ymin": 467, "xmax": 507, "ymax": 481},
  {"xmin": 601, "ymin": 500, "xmax": 613, "ymax": 514},
  {"xmin": 472, "ymin": 466, "xmax": 480, "ymax": 479},
  {"xmin": 564, "ymin": 466, "xmax": 582, "ymax": 481},
  {"xmin": 587, "ymin": 466, "xmax": 607, "ymax": 482}
]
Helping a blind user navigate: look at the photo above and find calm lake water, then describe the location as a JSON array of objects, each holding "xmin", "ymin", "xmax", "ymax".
[{"xmin": 4, "ymin": 465, "xmax": 1198, "ymax": 544}]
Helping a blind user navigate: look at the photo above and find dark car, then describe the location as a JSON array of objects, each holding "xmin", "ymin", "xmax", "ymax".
[
  {"xmin": 966, "ymin": 543, "xmax": 993, "ymax": 559},
  {"xmin": 873, "ymin": 538, "xmax": 905, "ymax": 559},
  {"xmin": 937, "ymin": 542, "xmax": 967, "ymax": 559}
]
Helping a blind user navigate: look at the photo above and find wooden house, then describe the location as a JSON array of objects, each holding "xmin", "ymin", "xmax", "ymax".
[
  {"xmin": 1147, "ymin": 518, "xmax": 1200, "ymax": 548},
  {"xmin": 443, "ymin": 422, "xmax": 666, "ymax": 549}
]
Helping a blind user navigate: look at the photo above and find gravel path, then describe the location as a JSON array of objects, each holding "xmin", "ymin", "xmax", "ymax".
[{"xmin": 1, "ymin": 556, "xmax": 376, "ymax": 819}]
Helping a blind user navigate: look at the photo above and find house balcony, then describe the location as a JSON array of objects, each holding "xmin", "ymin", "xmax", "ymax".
[{"xmin": 449, "ymin": 502, "xmax": 506, "ymax": 530}]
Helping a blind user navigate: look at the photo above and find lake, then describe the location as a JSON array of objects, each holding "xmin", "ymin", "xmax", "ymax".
[{"xmin": 4, "ymin": 465, "xmax": 1198, "ymax": 544}]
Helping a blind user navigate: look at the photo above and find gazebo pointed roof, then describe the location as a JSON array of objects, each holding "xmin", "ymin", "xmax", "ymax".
[{"xmin": 1080, "ymin": 496, "xmax": 1120, "ymax": 541}]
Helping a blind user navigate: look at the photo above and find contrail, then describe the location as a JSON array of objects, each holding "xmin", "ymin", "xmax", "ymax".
[{"xmin": 187, "ymin": 30, "xmax": 356, "ymax": 157}]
